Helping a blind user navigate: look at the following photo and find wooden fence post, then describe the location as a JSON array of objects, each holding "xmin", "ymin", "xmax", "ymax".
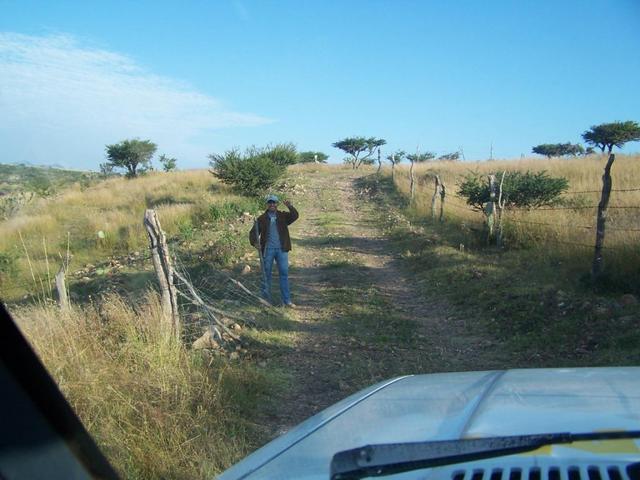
[
  {"xmin": 486, "ymin": 174, "xmax": 497, "ymax": 243},
  {"xmin": 410, "ymin": 160, "xmax": 416, "ymax": 200},
  {"xmin": 144, "ymin": 209, "xmax": 180, "ymax": 339},
  {"xmin": 430, "ymin": 176, "xmax": 439, "ymax": 220},
  {"xmin": 591, "ymin": 153, "xmax": 615, "ymax": 281},
  {"xmin": 496, "ymin": 171, "xmax": 506, "ymax": 247},
  {"xmin": 439, "ymin": 180, "xmax": 446, "ymax": 223},
  {"xmin": 391, "ymin": 155, "xmax": 396, "ymax": 181},
  {"xmin": 54, "ymin": 264, "xmax": 69, "ymax": 311}
]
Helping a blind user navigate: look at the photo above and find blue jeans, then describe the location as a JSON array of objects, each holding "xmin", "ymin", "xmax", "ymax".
[{"xmin": 261, "ymin": 247, "xmax": 291, "ymax": 304}]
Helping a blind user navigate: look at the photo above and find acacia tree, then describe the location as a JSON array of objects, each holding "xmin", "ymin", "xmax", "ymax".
[
  {"xmin": 386, "ymin": 150, "xmax": 406, "ymax": 180},
  {"xmin": 298, "ymin": 151, "xmax": 328, "ymax": 163},
  {"xmin": 582, "ymin": 121, "xmax": 640, "ymax": 154},
  {"xmin": 332, "ymin": 137, "xmax": 386, "ymax": 169},
  {"xmin": 406, "ymin": 151, "xmax": 435, "ymax": 199},
  {"xmin": 99, "ymin": 162, "xmax": 115, "ymax": 178},
  {"xmin": 105, "ymin": 139, "xmax": 157, "ymax": 178},
  {"xmin": 438, "ymin": 151, "xmax": 460, "ymax": 161},
  {"xmin": 532, "ymin": 143, "xmax": 584, "ymax": 158},
  {"xmin": 159, "ymin": 154, "xmax": 177, "ymax": 172}
]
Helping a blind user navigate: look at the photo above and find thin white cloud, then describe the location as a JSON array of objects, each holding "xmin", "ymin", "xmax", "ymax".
[{"xmin": 0, "ymin": 32, "xmax": 272, "ymax": 168}]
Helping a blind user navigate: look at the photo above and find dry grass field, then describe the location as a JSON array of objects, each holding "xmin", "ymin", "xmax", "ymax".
[{"xmin": 0, "ymin": 170, "xmax": 259, "ymax": 300}]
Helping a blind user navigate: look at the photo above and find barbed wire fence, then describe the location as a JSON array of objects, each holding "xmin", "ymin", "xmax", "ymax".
[
  {"xmin": 404, "ymin": 173, "xmax": 640, "ymax": 258},
  {"xmin": 170, "ymin": 251, "xmax": 281, "ymax": 349},
  {"xmin": 1, "ymin": 209, "xmax": 281, "ymax": 356}
]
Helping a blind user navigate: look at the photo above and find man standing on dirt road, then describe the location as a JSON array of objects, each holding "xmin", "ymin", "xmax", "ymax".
[{"xmin": 250, "ymin": 194, "xmax": 299, "ymax": 307}]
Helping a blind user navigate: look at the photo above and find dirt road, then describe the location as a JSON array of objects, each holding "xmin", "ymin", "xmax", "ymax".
[{"xmin": 255, "ymin": 168, "xmax": 497, "ymax": 437}]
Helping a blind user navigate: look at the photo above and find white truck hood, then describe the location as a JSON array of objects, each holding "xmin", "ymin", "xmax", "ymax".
[{"xmin": 218, "ymin": 367, "xmax": 640, "ymax": 480}]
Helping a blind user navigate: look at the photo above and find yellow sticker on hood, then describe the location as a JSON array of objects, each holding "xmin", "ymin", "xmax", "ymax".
[{"xmin": 521, "ymin": 439, "xmax": 639, "ymax": 456}]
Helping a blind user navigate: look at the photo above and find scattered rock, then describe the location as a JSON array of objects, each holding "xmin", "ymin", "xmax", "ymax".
[
  {"xmin": 192, "ymin": 329, "xmax": 220, "ymax": 350},
  {"xmin": 258, "ymin": 360, "xmax": 267, "ymax": 367},
  {"xmin": 229, "ymin": 351, "xmax": 240, "ymax": 360},
  {"xmin": 620, "ymin": 294, "xmax": 638, "ymax": 307},
  {"xmin": 81, "ymin": 276, "xmax": 91, "ymax": 282},
  {"xmin": 231, "ymin": 323, "xmax": 242, "ymax": 331},
  {"xmin": 241, "ymin": 265, "xmax": 251, "ymax": 275}
]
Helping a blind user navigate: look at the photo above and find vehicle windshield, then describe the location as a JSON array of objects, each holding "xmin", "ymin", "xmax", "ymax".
[{"xmin": 1, "ymin": 2, "xmax": 639, "ymax": 479}]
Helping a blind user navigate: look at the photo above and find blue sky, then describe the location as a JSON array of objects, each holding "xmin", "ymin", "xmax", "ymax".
[{"xmin": 1, "ymin": 0, "xmax": 639, "ymax": 169}]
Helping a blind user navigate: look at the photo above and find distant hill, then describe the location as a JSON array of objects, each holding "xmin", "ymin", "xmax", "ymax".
[{"xmin": 0, "ymin": 163, "xmax": 100, "ymax": 196}]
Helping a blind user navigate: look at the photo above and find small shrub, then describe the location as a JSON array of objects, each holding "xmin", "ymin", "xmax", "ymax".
[
  {"xmin": 208, "ymin": 144, "xmax": 296, "ymax": 197},
  {"xmin": 458, "ymin": 170, "xmax": 569, "ymax": 213},
  {"xmin": 298, "ymin": 151, "xmax": 328, "ymax": 163},
  {"xmin": 260, "ymin": 143, "xmax": 298, "ymax": 166}
]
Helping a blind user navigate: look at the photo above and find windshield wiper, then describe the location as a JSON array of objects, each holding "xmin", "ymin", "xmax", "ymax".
[{"xmin": 330, "ymin": 430, "xmax": 640, "ymax": 480}]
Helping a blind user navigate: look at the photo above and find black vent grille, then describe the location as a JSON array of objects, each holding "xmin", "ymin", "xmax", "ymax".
[{"xmin": 451, "ymin": 464, "xmax": 639, "ymax": 480}]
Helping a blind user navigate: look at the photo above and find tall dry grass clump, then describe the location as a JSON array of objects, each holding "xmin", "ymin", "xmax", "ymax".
[{"xmin": 14, "ymin": 292, "xmax": 266, "ymax": 479}]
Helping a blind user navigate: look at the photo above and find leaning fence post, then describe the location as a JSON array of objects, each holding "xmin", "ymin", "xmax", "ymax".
[
  {"xmin": 591, "ymin": 153, "xmax": 615, "ymax": 281},
  {"xmin": 144, "ymin": 209, "xmax": 180, "ymax": 339},
  {"xmin": 410, "ymin": 160, "xmax": 416, "ymax": 200},
  {"xmin": 439, "ymin": 180, "xmax": 446, "ymax": 223},
  {"xmin": 54, "ymin": 264, "xmax": 69, "ymax": 311},
  {"xmin": 431, "ymin": 175, "xmax": 440, "ymax": 220},
  {"xmin": 486, "ymin": 174, "xmax": 497, "ymax": 243},
  {"xmin": 496, "ymin": 171, "xmax": 506, "ymax": 247}
]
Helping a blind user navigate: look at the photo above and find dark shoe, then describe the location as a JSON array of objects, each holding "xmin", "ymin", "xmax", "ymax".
[{"xmin": 284, "ymin": 302, "xmax": 296, "ymax": 309}]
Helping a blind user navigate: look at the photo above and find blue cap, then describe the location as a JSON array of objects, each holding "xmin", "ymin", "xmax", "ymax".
[{"xmin": 265, "ymin": 194, "xmax": 279, "ymax": 203}]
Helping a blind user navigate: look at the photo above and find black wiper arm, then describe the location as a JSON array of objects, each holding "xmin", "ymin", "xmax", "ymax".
[{"xmin": 330, "ymin": 430, "xmax": 640, "ymax": 480}]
